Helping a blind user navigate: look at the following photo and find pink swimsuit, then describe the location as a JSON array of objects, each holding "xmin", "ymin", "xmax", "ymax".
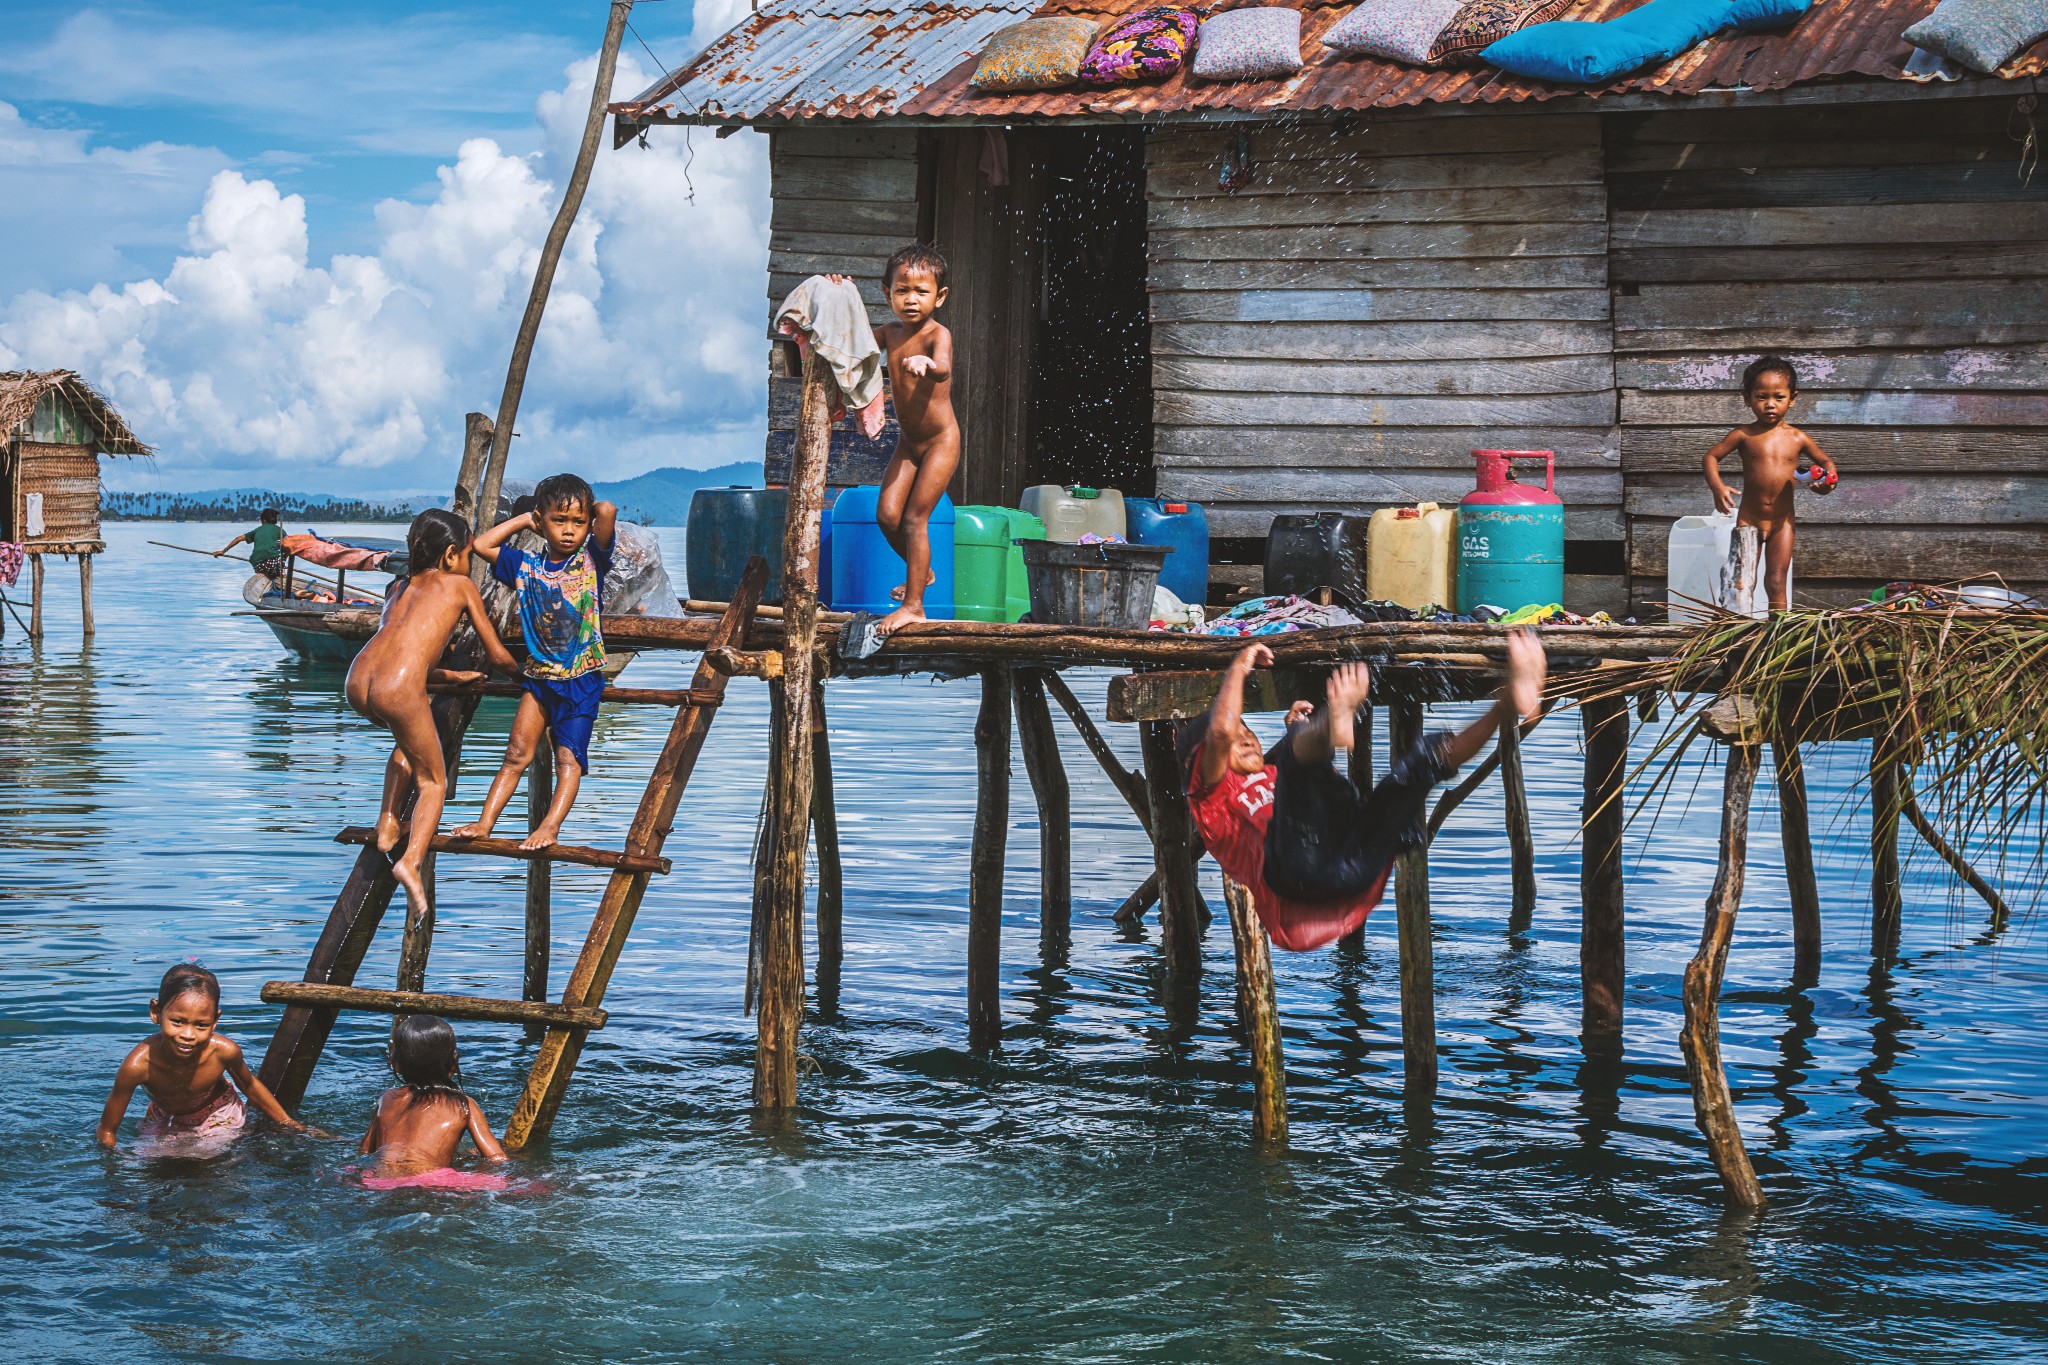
[
  {"xmin": 137, "ymin": 1083, "xmax": 246, "ymax": 1151},
  {"xmin": 362, "ymin": 1168, "xmax": 512, "ymax": 1193}
]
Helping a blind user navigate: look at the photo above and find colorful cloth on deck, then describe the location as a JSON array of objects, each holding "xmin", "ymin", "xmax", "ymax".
[
  {"xmin": 247, "ymin": 523, "xmax": 285, "ymax": 567},
  {"xmin": 362, "ymin": 1167, "xmax": 512, "ymax": 1193},
  {"xmin": 0, "ymin": 542, "xmax": 23, "ymax": 588},
  {"xmin": 522, "ymin": 671, "xmax": 604, "ymax": 773},
  {"xmin": 1199, "ymin": 595, "xmax": 1365, "ymax": 637},
  {"xmin": 493, "ymin": 538, "xmax": 613, "ymax": 680}
]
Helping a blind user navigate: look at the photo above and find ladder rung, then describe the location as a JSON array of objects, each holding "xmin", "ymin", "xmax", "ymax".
[
  {"xmin": 335, "ymin": 827, "xmax": 670, "ymax": 874},
  {"xmin": 262, "ymin": 981, "xmax": 606, "ymax": 1030},
  {"xmin": 426, "ymin": 681, "xmax": 724, "ymax": 708}
]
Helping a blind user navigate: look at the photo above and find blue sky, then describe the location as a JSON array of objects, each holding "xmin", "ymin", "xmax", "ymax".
[{"xmin": 0, "ymin": 0, "xmax": 770, "ymax": 496}]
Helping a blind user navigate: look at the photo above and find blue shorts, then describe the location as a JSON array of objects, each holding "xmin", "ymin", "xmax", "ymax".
[{"xmin": 522, "ymin": 671, "xmax": 605, "ymax": 773}]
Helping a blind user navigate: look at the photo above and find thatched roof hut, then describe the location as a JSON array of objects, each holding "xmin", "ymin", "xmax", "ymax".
[{"xmin": 0, "ymin": 369, "xmax": 152, "ymax": 553}]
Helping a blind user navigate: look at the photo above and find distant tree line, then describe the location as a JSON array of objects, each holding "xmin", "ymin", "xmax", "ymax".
[{"xmin": 104, "ymin": 491, "xmax": 418, "ymax": 523}]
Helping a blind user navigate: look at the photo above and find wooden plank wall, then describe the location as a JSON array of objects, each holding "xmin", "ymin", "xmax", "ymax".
[
  {"xmin": 1145, "ymin": 115, "xmax": 1621, "ymax": 557},
  {"xmin": 763, "ymin": 128, "xmax": 919, "ymax": 486},
  {"xmin": 16, "ymin": 441, "xmax": 100, "ymax": 548},
  {"xmin": 1609, "ymin": 98, "xmax": 2048, "ymax": 607}
]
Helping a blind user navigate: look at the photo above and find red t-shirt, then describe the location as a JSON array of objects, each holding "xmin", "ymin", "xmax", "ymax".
[{"xmin": 1187, "ymin": 745, "xmax": 1391, "ymax": 953}]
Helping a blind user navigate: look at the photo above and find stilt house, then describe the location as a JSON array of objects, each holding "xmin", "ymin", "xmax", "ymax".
[
  {"xmin": 0, "ymin": 370, "xmax": 153, "ymax": 633},
  {"xmin": 616, "ymin": 0, "xmax": 2048, "ymax": 612}
]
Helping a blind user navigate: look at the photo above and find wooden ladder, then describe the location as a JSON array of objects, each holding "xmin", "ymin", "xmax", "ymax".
[{"xmin": 257, "ymin": 562, "xmax": 768, "ymax": 1149}]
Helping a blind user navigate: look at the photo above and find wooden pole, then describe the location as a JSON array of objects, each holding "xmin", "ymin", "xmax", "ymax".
[
  {"xmin": 969, "ymin": 666, "xmax": 1013, "ymax": 1050},
  {"xmin": 811, "ymin": 685, "xmax": 844, "ymax": 1005},
  {"xmin": 393, "ymin": 700, "xmax": 471, "ymax": 998},
  {"xmin": 78, "ymin": 553, "xmax": 93, "ymax": 636},
  {"xmin": 1869, "ymin": 743, "xmax": 1904, "ymax": 961},
  {"xmin": 1337, "ymin": 703, "xmax": 1372, "ymax": 953},
  {"xmin": 476, "ymin": 0, "xmax": 632, "ymax": 529},
  {"xmin": 451, "ymin": 412, "xmax": 495, "ymax": 531},
  {"xmin": 28, "ymin": 553, "xmax": 42, "ymax": 639},
  {"xmin": 754, "ymin": 344, "xmax": 835, "ymax": 1110},
  {"xmin": 1013, "ymin": 668, "xmax": 1072, "ymax": 953},
  {"xmin": 1499, "ymin": 716, "xmax": 1536, "ymax": 930},
  {"xmin": 524, "ymin": 743, "xmax": 554, "ymax": 1024},
  {"xmin": 1899, "ymin": 775, "xmax": 2011, "ymax": 933},
  {"xmin": 1223, "ymin": 876, "xmax": 1287, "ymax": 1146},
  {"xmin": 1679, "ymin": 741, "xmax": 1767, "ymax": 1209},
  {"xmin": 1771, "ymin": 732, "xmax": 1822, "ymax": 985},
  {"xmin": 257, "ymin": 693, "xmax": 480, "ymax": 1109},
  {"xmin": 1389, "ymin": 698, "xmax": 1436, "ymax": 1096},
  {"xmin": 1140, "ymin": 720, "xmax": 1205, "ymax": 986},
  {"xmin": 1579, "ymin": 694, "xmax": 1630, "ymax": 1036}
]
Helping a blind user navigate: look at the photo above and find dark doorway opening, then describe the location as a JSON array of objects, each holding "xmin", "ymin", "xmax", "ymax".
[{"xmin": 1028, "ymin": 129, "xmax": 1152, "ymax": 497}]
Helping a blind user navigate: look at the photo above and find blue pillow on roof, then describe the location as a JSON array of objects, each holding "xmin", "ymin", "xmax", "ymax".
[
  {"xmin": 1725, "ymin": 0, "xmax": 1809, "ymax": 31},
  {"xmin": 1482, "ymin": 0, "xmax": 1797, "ymax": 83}
]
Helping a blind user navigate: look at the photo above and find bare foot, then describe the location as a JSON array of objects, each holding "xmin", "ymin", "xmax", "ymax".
[
  {"xmin": 390, "ymin": 856, "xmax": 427, "ymax": 911},
  {"xmin": 449, "ymin": 821, "xmax": 493, "ymax": 841},
  {"xmin": 875, "ymin": 602, "xmax": 927, "ymax": 637},
  {"xmin": 374, "ymin": 812, "xmax": 402, "ymax": 855},
  {"xmin": 519, "ymin": 823, "xmax": 561, "ymax": 852},
  {"xmin": 1504, "ymin": 629, "xmax": 1548, "ymax": 723},
  {"xmin": 888, "ymin": 570, "xmax": 937, "ymax": 603}
]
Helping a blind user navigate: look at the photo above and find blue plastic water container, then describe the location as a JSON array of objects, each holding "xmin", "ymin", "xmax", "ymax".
[
  {"xmin": 686, "ymin": 487, "xmax": 787, "ymax": 605},
  {"xmin": 1126, "ymin": 497, "xmax": 1210, "ymax": 607},
  {"xmin": 817, "ymin": 497, "xmax": 834, "ymax": 609},
  {"xmin": 827, "ymin": 485, "xmax": 956, "ymax": 619}
]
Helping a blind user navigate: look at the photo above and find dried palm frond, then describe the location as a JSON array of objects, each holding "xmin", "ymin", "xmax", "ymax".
[{"xmin": 1557, "ymin": 605, "xmax": 2048, "ymax": 925}]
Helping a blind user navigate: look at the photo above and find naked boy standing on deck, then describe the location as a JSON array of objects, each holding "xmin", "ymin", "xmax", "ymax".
[{"xmin": 873, "ymin": 244, "xmax": 959, "ymax": 637}]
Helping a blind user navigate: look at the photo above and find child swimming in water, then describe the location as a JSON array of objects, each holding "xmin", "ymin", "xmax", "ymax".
[
  {"xmin": 97, "ymin": 963, "xmax": 312, "ymax": 1150},
  {"xmin": 358, "ymin": 1014, "xmax": 510, "ymax": 1192},
  {"xmin": 346, "ymin": 508, "xmax": 519, "ymax": 911}
]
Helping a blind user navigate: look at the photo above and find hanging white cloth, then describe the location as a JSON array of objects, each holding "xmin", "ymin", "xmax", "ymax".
[
  {"xmin": 24, "ymin": 492, "xmax": 44, "ymax": 539},
  {"xmin": 775, "ymin": 275, "xmax": 887, "ymax": 415}
]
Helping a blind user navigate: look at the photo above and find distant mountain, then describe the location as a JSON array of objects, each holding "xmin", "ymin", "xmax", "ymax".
[
  {"xmin": 595, "ymin": 463, "xmax": 757, "ymax": 526},
  {"xmin": 105, "ymin": 462, "xmax": 761, "ymax": 527}
]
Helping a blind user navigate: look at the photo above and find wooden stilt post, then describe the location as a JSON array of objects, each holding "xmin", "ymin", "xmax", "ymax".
[
  {"xmin": 754, "ymin": 340, "xmax": 834, "ymax": 1110},
  {"xmin": 1013, "ymin": 667, "xmax": 1071, "ymax": 953},
  {"xmin": 1772, "ymin": 731, "xmax": 1821, "ymax": 985},
  {"xmin": 1337, "ymin": 702, "xmax": 1373, "ymax": 952},
  {"xmin": 1224, "ymin": 876, "xmax": 1287, "ymax": 1146},
  {"xmin": 1869, "ymin": 743, "xmax": 1904, "ymax": 961},
  {"xmin": 1500, "ymin": 716, "xmax": 1536, "ymax": 930},
  {"xmin": 451, "ymin": 413, "xmax": 496, "ymax": 532},
  {"xmin": 1680, "ymin": 740, "xmax": 1767, "ymax": 1209},
  {"xmin": 811, "ymin": 685, "xmax": 844, "ymax": 1003},
  {"xmin": 475, "ymin": 1, "xmax": 631, "ymax": 528},
  {"xmin": 78, "ymin": 554, "xmax": 93, "ymax": 636},
  {"xmin": 1389, "ymin": 698, "xmax": 1436, "ymax": 1095},
  {"xmin": 1579, "ymin": 694, "xmax": 1629, "ymax": 1036},
  {"xmin": 29, "ymin": 553, "xmax": 42, "ymax": 639},
  {"xmin": 258, "ymin": 694, "xmax": 480, "ymax": 1109},
  {"xmin": 1140, "ymin": 720, "xmax": 1204, "ymax": 985},
  {"xmin": 969, "ymin": 666, "xmax": 1013, "ymax": 1050},
  {"xmin": 524, "ymin": 744, "xmax": 555, "ymax": 1020},
  {"xmin": 745, "ymin": 690, "xmax": 786, "ymax": 1017}
]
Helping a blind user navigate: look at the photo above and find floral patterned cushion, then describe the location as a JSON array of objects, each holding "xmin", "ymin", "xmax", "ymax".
[
  {"xmin": 1079, "ymin": 6, "xmax": 1202, "ymax": 84},
  {"xmin": 972, "ymin": 18, "xmax": 1104, "ymax": 91},
  {"xmin": 1428, "ymin": 0, "xmax": 1577, "ymax": 62},
  {"xmin": 1324, "ymin": 0, "xmax": 1468, "ymax": 63},
  {"xmin": 1190, "ymin": 6, "xmax": 1307, "ymax": 81}
]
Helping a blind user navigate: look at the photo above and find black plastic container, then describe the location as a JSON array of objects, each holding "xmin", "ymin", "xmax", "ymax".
[
  {"xmin": 1263, "ymin": 512, "xmax": 1370, "ymax": 602},
  {"xmin": 1019, "ymin": 540, "xmax": 1171, "ymax": 629}
]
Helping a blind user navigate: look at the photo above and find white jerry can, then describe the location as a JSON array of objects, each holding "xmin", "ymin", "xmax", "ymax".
[{"xmin": 1666, "ymin": 512, "xmax": 1790, "ymax": 622}]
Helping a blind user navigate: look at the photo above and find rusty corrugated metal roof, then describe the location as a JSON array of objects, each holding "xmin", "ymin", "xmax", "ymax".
[
  {"xmin": 906, "ymin": 0, "xmax": 2048, "ymax": 117},
  {"xmin": 621, "ymin": 0, "xmax": 2047, "ymax": 127},
  {"xmin": 614, "ymin": 0, "xmax": 1036, "ymax": 123}
]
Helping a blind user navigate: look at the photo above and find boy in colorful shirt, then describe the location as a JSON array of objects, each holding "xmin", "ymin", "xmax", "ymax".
[
  {"xmin": 1179, "ymin": 631, "xmax": 1546, "ymax": 952},
  {"xmin": 456, "ymin": 474, "xmax": 617, "ymax": 851}
]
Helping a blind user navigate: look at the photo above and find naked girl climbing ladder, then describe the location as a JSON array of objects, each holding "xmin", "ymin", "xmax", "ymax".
[{"xmin": 257, "ymin": 559, "xmax": 770, "ymax": 1146}]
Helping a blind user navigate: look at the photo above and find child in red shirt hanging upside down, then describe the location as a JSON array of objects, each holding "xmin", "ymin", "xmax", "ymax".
[{"xmin": 1181, "ymin": 630, "xmax": 1547, "ymax": 952}]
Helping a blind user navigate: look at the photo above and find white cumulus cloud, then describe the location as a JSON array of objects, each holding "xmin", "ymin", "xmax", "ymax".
[{"xmin": 0, "ymin": 55, "xmax": 771, "ymax": 496}]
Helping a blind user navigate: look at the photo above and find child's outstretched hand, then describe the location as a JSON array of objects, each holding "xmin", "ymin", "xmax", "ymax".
[
  {"xmin": 1229, "ymin": 642, "xmax": 1274, "ymax": 674},
  {"xmin": 1325, "ymin": 661, "xmax": 1371, "ymax": 716},
  {"xmin": 903, "ymin": 354, "xmax": 934, "ymax": 378},
  {"xmin": 1504, "ymin": 629, "xmax": 1547, "ymax": 724}
]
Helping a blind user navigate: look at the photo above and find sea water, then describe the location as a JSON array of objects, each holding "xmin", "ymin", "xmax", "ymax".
[{"xmin": 1, "ymin": 525, "xmax": 2043, "ymax": 1362}]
